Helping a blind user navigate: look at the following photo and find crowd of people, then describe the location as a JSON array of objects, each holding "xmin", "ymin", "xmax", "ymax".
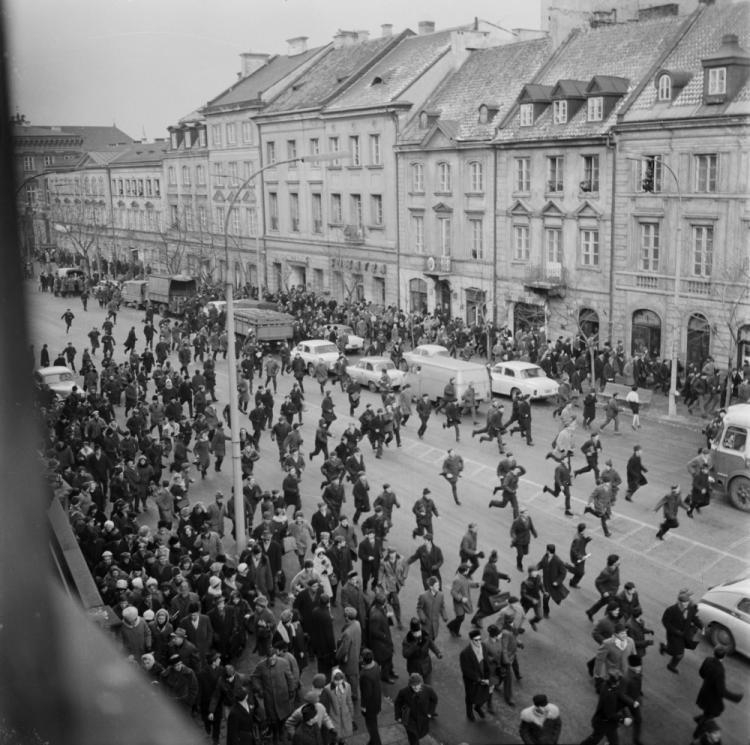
[{"xmin": 34, "ymin": 281, "xmax": 747, "ymax": 745}]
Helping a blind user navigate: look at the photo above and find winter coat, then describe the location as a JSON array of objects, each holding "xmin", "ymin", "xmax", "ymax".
[
  {"xmin": 367, "ymin": 604, "xmax": 394, "ymax": 664},
  {"xmin": 320, "ymin": 681, "xmax": 354, "ymax": 737},
  {"xmin": 251, "ymin": 655, "xmax": 295, "ymax": 722},
  {"xmin": 335, "ymin": 620, "xmax": 362, "ymax": 681}
]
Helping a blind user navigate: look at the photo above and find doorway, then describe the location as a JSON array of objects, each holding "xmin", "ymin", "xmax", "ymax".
[
  {"xmin": 686, "ymin": 313, "xmax": 711, "ymax": 370},
  {"xmin": 631, "ymin": 309, "xmax": 661, "ymax": 357}
]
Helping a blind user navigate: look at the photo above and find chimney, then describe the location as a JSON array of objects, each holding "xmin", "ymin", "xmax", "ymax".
[
  {"xmin": 239, "ymin": 52, "xmax": 271, "ymax": 78},
  {"xmin": 333, "ymin": 30, "xmax": 358, "ymax": 48},
  {"xmin": 356, "ymin": 29, "xmax": 370, "ymax": 42},
  {"xmin": 286, "ymin": 36, "xmax": 309, "ymax": 55},
  {"xmin": 418, "ymin": 20, "xmax": 436, "ymax": 35},
  {"xmin": 381, "ymin": 23, "xmax": 393, "ymax": 37}
]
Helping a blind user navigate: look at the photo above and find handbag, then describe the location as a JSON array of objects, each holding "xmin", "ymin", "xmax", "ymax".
[{"xmin": 489, "ymin": 591, "xmax": 510, "ymax": 612}]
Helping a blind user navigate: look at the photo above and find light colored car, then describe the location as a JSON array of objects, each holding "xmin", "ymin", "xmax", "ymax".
[
  {"xmin": 327, "ymin": 324, "xmax": 365, "ymax": 353},
  {"xmin": 403, "ymin": 344, "xmax": 450, "ymax": 370},
  {"xmin": 489, "ymin": 360, "xmax": 559, "ymax": 400},
  {"xmin": 34, "ymin": 366, "xmax": 80, "ymax": 398},
  {"xmin": 292, "ymin": 340, "xmax": 341, "ymax": 375},
  {"xmin": 697, "ymin": 576, "xmax": 750, "ymax": 656},
  {"xmin": 347, "ymin": 356, "xmax": 407, "ymax": 392}
]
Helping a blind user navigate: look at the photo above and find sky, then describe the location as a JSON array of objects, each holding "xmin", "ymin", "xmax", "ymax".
[{"xmin": 3, "ymin": 0, "xmax": 541, "ymax": 141}]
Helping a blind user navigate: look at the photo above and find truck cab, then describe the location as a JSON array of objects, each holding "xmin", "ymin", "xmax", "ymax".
[{"xmin": 711, "ymin": 403, "xmax": 750, "ymax": 511}]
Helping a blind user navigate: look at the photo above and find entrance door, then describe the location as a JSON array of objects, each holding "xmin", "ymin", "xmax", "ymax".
[
  {"xmin": 631, "ymin": 309, "xmax": 661, "ymax": 357},
  {"xmin": 409, "ymin": 278, "xmax": 428, "ymax": 314},
  {"xmin": 579, "ymin": 308, "xmax": 600, "ymax": 343},
  {"xmin": 738, "ymin": 325, "xmax": 750, "ymax": 369},
  {"xmin": 435, "ymin": 280, "xmax": 451, "ymax": 317},
  {"xmin": 686, "ymin": 313, "xmax": 711, "ymax": 369},
  {"xmin": 465, "ymin": 290, "xmax": 486, "ymax": 325}
]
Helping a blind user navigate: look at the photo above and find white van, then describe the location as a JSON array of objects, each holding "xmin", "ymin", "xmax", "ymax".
[
  {"xmin": 407, "ymin": 356, "xmax": 491, "ymax": 405},
  {"xmin": 711, "ymin": 403, "xmax": 750, "ymax": 511}
]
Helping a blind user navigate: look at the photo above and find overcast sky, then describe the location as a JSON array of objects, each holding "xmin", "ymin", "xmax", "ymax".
[{"xmin": 4, "ymin": 0, "xmax": 541, "ymax": 140}]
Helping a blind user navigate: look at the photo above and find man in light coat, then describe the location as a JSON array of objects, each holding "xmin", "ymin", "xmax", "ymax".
[{"xmin": 335, "ymin": 606, "xmax": 362, "ymax": 702}]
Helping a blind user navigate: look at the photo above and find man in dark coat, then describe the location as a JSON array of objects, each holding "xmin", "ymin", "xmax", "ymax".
[
  {"xmin": 535, "ymin": 544, "xmax": 568, "ymax": 618},
  {"xmin": 659, "ymin": 588, "xmax": 703, "ymax": 673},
  {"xmin": 368, "ymin": 594, "xmax": 396, "ymax": 682},
  {"xmin": 402, "ymin": 618, "xmax": 442, "ymax": 684},
  {"xmin": 394, "ymin": 673, "xmax": 438, "ymax": 745},
  {"xmin": 624, "ymin": 446, "xmax": 648, "ymax": 502},
  {"xmin": 510, "ymin": 508, "xmax": 538, "ymax": 572},
  {"xmin": 407, "ymin": 533, "xmax": 444, "ymax": 590},
  {"xmin": 471, "ymin": 551, "xmax": 511, "ymax": 627},
  {"xmin": 459, "ymin": 628, "xmax": 492, "ymax": 721},
  {"xmin": 360, "ymin": 649, "xmax": 383, "ymax": 745},
  {"xmin": 586, "ymin": 554, "xmax": 621, "ymax": 621},
  {"xmin": 568, "ymin": 523, "xmax": 591, "ymax": 589},
  {"xmin": 693, "ymin": 646, "xmax": 743, "ymax": 735},
  {"xmin": 309, "ymin": 594, "xmax": 336, "ymax": 677},
  {"xmin": 579, "ymin": 671, "xmax": 637, "ymax": 745},
  {"xmin": 225, "ymin": 687, "xmax": 259, "ymax": 745}
]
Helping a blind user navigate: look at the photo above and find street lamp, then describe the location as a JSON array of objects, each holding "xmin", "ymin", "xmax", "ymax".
[
  {"xmin": 222, "ymin": 152, "xmax": 345, "ymax": 553},
  {"xmin": 626, "ymin": 156, "xmax": 682, "ymax": 417}
]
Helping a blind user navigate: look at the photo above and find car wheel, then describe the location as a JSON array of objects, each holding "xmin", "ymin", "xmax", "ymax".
[
  {"xmin": 511, "ymin": 387, "xmax": 520, "ymax": 399},
  {"xmin": 708, "ymin": 623, "xmax": 735, "ymax": 654},
  {"xmin": 728, "ymin": 476, "xmax": 750, "ymax": 512},
  {"xmin": 367, "ymin": 381, "xmax": 377, "ymax": 393},
  {"xmin": 307, "ymin": 363, "xmax": 315, "ymax": 377}
]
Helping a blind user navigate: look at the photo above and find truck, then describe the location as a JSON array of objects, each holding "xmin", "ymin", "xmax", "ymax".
[
  {"xmin": 406, "ymin": 356, "xmax": 491, "ymax": 405},
  {"xmin": 146, "ymin": 273, "xmax": 197, "ymax": 316},
  {"xmin": 120, "ymin": 279, "xmax": 147, "ymax": 308},
  {"xmin": 234, "ymin": 307, "xmax": 295, "ymax": 344},
  {"xmin": 710, "ymin": 403, "xmax": 750, "ymax": 512}
]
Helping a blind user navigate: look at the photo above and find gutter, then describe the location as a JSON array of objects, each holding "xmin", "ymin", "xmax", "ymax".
[{"xmin": 607, "ymin": 131, "xmax": 616, "ymax": 344}]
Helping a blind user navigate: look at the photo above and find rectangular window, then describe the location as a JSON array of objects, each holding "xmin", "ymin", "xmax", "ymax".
[
  {"xmin": 245, "ymin": 207, "xmax": 257, "ymax": 236},
  {"xmin": 639, "ymin": 155, "xmax": 663, "ymax": 193},
  {"xmin": 226, "ymin": 123, "xmax": 236, "ymax": 145},
  {"xmin": 411, "ymin": 162, "xmax": 424, "ymax": 192},
  {"xmin": 692, "ymin": 225, "xmax": 713, "ymax": 277},
  {"xmin": 171, "ymin": 132, "xmax": 179, "ymax": 149},
  {"xmin": 639, "ymin": 223, "xmax": 660, "ymax": 272},
  {"xmin": 309, "ymin": 137, "xmax": 320, "ymax": 159},
  {"xmin": 181, "ymin": 167, "xmax": 191, "ymax": 186},
  {"xmin": 196, "ymin": 165, "xmax": 206, "ymax": 185},
  {"xmin": 312, "ymin": 193, "xmax": 323, "ymax": 233},
  {"xmin": 547, "ymin": 156, "xmax": 563, "ymax": 192},
  {"xmin": 215, "ymin": 206, "xmax": 225, "ymax": 233},
  {"xmin": 153, "ymin": 179, "xmax": 160, "ymax": 197},
  {"xmin": 168, "ymin": 166, "xmax": 176, "ymax": 185},
  {"xmin": 580, "ymin": 229, "xmax": 600, "ymax": 266},
  {"xmin": 328, "ymin": 137, "xmax": 340, "ymax": 166},
  {"xmin": 519, "ymin": 103, "xmax": 534, "ymax": 127},
  {"xmin": 350, "ymin": 136, "xmax": 361, "ymax": 166},
  {"xmin": 330, "ymin": 193, "xmax": 342, "ymax": 224},
  {"xmin": 515, "ymin": 157, "xmax": 530, "ymax": 192},
  {"xmin": 695, "ymin": 154, "xmax": 717, "ymax": 193},
  {"xmin": 268, "ymin": 192, "xmax": 278, "ymax": 231},
  {"xmin": 708, "ymin": 67, "xmax": 726, "ymax": 95},
  {"xmin": 553, "ymin": 100, "xmax": 567, "ymax": 124},
  {"xmin": 582, "ymin": 154, "xmax": 600, "ymax": 192},
  {"xmin": 184, "ymin": 131, "xmax": 192, "ymax": 149},
  {"xmin": 287, "ymin": 140, "xmax": 297, "ymax": 160},
  {"xmin": 370, "ymin": 194, "xmax": 383, "ymax": 226},
  {"xmin": 438, "ymin": 217, "xmax": 452, "ymax": 256},
  {"xmin": 198, "ymin": 205, "xmax": 207, "ymax": 230},
  {"xmin": 350, "ymin": 194, "xmax": 363, "ymax": 226},
  {"xmin": 43, "ymin": 155, "xmax": 54, "ymax": 167},
  {"xmin": 369, "ymin": 134, "xmax": 381, "ymax": 166},
  {"xmin": 230, "ymin": 210, "xmax": 240, "ymax": 235},
  {"xmin": 184, "ymin": 205, "xmax": 194, "ymax": 231},
  {"xmin": 469, "ymin": 218, "xmax": 483, "ymax": 259},
  {"xmin": 145, "ymin": 179, "xmax": 152, "ymax": 197},
  {"xmin": 198, "ymin": 129, "xmax": 207, "ymax": 147},
  {"xmin": 513, "ymin": 225, "xmax": 530, "ymax": 261},
  {"xmin": 137, "ymin": 179, "xmax": 144, "ymax": 196},
  {"xmin": 438, "ymin": 163, "xmax": 452, "ymax": 193},
  {"xmin": 545, "ymin": 228, "xmax": 562, "ymax": 264},
  {"xmin": 170, "ymin": 205, "xmax": 179, "ymax": 227},
  {"xmin": 241, "ymin": 121, "xmax": 253, "ymax": 143},
  {"xmin": 289, "ymin": 192, "xmax": 300, "ymax": 232},
  {"xmin": 242, "ymin": 161, "xmax": 252, "ymax": 180},
  {"xmin": 587, "ymin": 97, "xmax": 603, "ymax": 122},
  {"xmin": 266, "ymin": 141, "xmax": 276, "ymax": 165},
  {"xmin": 228, "ymin": 161, "xmax": 238, "ymax": 181},
  {"xmin": 413, "ymin": 215, "xmax": 424, "ymax": 254},
  {"xmin": 469, "ymin": 162, "xmax": 484, "ymax": 193},
  {"xmin": 211, "ymin": 124, "xmax": 222, "ymax": 147}
]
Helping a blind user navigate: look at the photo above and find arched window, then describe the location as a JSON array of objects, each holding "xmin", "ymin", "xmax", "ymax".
[
  {"xmin": 687, "ymin": 313, "xmax": 711, "ymax": 370},
  {"xmin": 437, "ymin": 162, "xmax": 452, "ymax": 193},
  {"xmin": 468, "ymin": 161, "xmax": 483, "ymax": 193},
  {"xmin": 631, "ymin": 309, "xmax": 661, "ymax": 357},
  {"xmin": 657, "ymin": 74, "xmax": 672, "ymax": 101},
  {"xmin": 578, "ymin": 308, "xmax": 600, "ymax": 342}
]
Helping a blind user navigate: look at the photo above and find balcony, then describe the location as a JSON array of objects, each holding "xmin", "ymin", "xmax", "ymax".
[
  {"xmin": 343, "ymin": 224, "xmax": 364, "ymax": 244},
  {"xmin": 523, "ymin": 262, "xmax": 566, "ymax": 296},
  {"xmin": 682, "ymin": 278, "xmax": 711, "ymax": 296}
]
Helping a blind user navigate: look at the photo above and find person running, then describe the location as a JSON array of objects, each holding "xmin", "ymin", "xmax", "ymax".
[
  {"xmin": 624, "ymin": 446, "xmax": 648, "ymax": 502},
  {"xmin": 659, "ymin": 588, "xmax": 703, "ymax": 674},
  {"xmin": 416, "ymin": 394, "xmax": 432, "ymax": 440},
  {"xmin": 574, "ymin": 431, "xmax": 602, "ymax": 483},
  {"xmin": 542, "ymin": 456, "xmax": 573, "ymax": 516},
  {"xmin": 654, "ymin": 484, "xmax": 689, "ymax": 540},
  {"xmin": 584, "ymin": 476, "xmax": 615, "ymax": 537},
  {"xmin": 599, "ymin": 392, "xmax": 622, "ymax": 435},
  {"xmin": 440, "ymin": 448, "xmax": 464, "ymax": 505},
  {"xmin": 61, "ymin": 308, "xmax": 75, "ymax": 333},
  {"xmin": 687, "ymin": 463, "xmax": 714, "ymax": 518}
]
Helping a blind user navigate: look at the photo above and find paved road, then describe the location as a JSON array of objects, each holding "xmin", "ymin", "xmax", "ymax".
[{"xmin": 29, "ymin": 285, "xmax": 750, "ymax": 745}]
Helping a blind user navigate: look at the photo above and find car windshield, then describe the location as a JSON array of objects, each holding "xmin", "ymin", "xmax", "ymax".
[
  {"xmin": 50, "ymin": 372, "xmax": 73, "ymax": 382},
  {"xmin": 314, "ymin": 344, "xmax": 338, "ymax": 354},
  {"xmin": 337, "ymin": 326, "xmax": 354, "ymax": 334},
  {"xmin": 423, "ymin": 347, "xmax": 448, "ymax": 356},
  {"xmin": 519, "ymin": 368, "xmax": 544, "ymax": 379},
  {"xmin": 375, "ymin": 362, "xmax": 395, "ymax": 371}
]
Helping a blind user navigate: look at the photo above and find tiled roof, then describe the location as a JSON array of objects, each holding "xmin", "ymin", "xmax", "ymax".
[
  {"xmin": 324, "ymin": 30, "xmax": 453, "ymax": 110},
  {"xmin": 13, "ymin": 124, "xmax": 134, "ymax": 150},
  {"xmin": 552, "ymin": 79, "xmax": 588, "ymax": 98},
  {"xmin": 111, "ymin": 142, "xmax": 169, "ymax": 165},
  {"xmin": 204, "ymin": 47, "xmax": 326, "ymax": 110},
  {"xmin": 264, "ymin": 35, "xmax": 402, "ymax": 113},
  {"xmin": 400, "ymin": 36, "xmax": 553, "ymax": 143},
  {"xmin": 624, "ymin": 1, "xmax": 750, "ymax": 119},
  {"xmin": 495, "ymin": 15, "xmax": 684, "ymax": 142}
]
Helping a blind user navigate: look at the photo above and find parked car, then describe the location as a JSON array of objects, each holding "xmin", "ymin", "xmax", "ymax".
[
  {"xmin": 292, "ymin": 340, "xmax": 341, "ymax": 375},
  {"xmin": 347, "ymin": 356, "xmax": 407, "ymax": 391},
  {"xmin": 327, "ymin": 324, "xmax": 364, "ymax": 353},
  {"xmin": 697, "ymin": 575, "xmax": 750, "ymax": 656},
  {"xmin": 488, "ymin": 360, "xmax": 559, "ymax": 400},
  {"xmin": 710, "ymin": 403, "xmax": 750, "ymax": 511},
  {"xmin": 34, "ymin": 366, "xmax": 80, "ymax": 398},
  {"xmin": 403, "ymin": 344, "xmax": 450, "ymax": 370}
]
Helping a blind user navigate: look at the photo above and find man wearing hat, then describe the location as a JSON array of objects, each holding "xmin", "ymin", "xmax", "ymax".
[
  {"xmin": 580, "ymin": 670, "xmax": 638, "ymax": 745},
  {"xmin": 368, "ymin": 595, "xmax": 397, "ymax": 683},
  {"xmin": 416, "ymin": 393, "xmax": 432, "ymax": 439},
  {"xmin": 472, "ymin": 551, "xmax": 512, "ymax": 628},
  {"xmin": 160, "ymin": 653, "xmax": 199, "ymax": 711},
  {"xmin": 440, "ymin": 448, "xmax": 464, "ymax": 504},
  {"xmin": 340, "ymin": 573, "xmax": 368, "ymax": 630},
  {"xmin": 688, "ymin": 462, "xmax": 714, "ymax": 518},
  {"xmin": 568, "ymin": 523, "xmax": 591, "ymax": 589},
  {"xmin": 654, "ymin": 484, "xmax": 689, "ymax": 540},
  {"xmin": 407, "ymin": 533, "xmax": 445, "ymax": 591},
  {"xmin": 694, "ymin": 645, "xmax": 743, "ymax": 737},
  {"xmin": 447, "ymin": 563, "xmax": 479, "ymax": 638},
  {"xmin": 459, "ymin": 628, "xmax": 492, "ymax": 721},
  {"xmin": 373, "ymin": 483, "xmax": 400, "ymax": 534},
  {"xmin": 394, "ymin": 672, "xmax": 438, "ymax": 745},
  {"xmin": 417, "ymin": 577, "xmax": 448, "ymax": 642},
  {"xmin": 660, "ymin": 588, "xmax": 703, "ymax": 673},
  {"xmin": 411, "ymin": 488, "xmax": 438, "ymax": 540},
  {"xmin": 471, "ymin": 400, "xmax": 506, "ymax": 452},
  {"xmin": 336, "ymin": 606, "xmax": 363, "ymax": 701},
  {"xmin": 542, "ymin": 452, "xmax": 573, "ymax": 516},
  {"xmin": 378, "ymin": 546, "xmax": 407, "ymax": 630},
  {"xmin": 536, "ymin": 544, "xmax": 569, "ymax": 619},
  {"xmin": 358, "ymin": 524, "xmax": 383, "ymax": 591},
  {"xmin": 510, "ymin": 508, "xmax": 538, "ymax": 572},
  {"xmin": 459, "ymin": 523, "xmax": 484, "ymax": 579},
  {"xmin": 519, "ymin": 694, "xmax": 562, "ymax": 744},
  {"xmin": 586, "ymin": 554, "xmax": 620, "ymax": 622}
]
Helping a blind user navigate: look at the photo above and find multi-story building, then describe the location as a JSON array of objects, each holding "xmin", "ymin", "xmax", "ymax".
[
  {"xmin": 614, "ymin": 1, "xmax": 750, "ymax": 368},
  {"xmin": 493, "ymin": 11, "xmax": 687, "ymax": 338},
  {"xmin": 396, "ymin": 35, "xmax": 551, "ymax": 321}
]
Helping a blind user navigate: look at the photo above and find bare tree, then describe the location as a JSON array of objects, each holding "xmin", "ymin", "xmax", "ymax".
[
  {"xmin": 716, "ymin": 261, "xmax": 750, "ymax": 406},
  {"xmin": 548, "ymin": 299, "xmax": 600, "ymax": 383},
  {"xmin": 49, "ymin": 198, "xmax": 110, "ymax": 276}
]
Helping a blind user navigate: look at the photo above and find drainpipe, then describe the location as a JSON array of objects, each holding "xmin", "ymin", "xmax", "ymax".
[
  {"xmin": 491, "ymin": 145, "xmax": 499, "ymax": 358},
  {"xmin": 607, "ymin": 131, "xmax": 617, "ymax": 344},
  {"xmin": 390, "ymin": 110, "xmax": 401, "ymax": 309}
]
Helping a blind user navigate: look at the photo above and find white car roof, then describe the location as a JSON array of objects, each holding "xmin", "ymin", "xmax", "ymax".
[
  {"xmin": 415, "ymin": 345, "xmax": 449, "ymax": 353},
  {"xmin": 360, "ymin": 356, "xmax": 393, "ymax": 365},
  {"xmin": 496, "ymin": 361, "xmax": 541, "ymax": 370},
  {"xmin": 38, "ymin": 366, "xmax": 73, "ymax": 376}
]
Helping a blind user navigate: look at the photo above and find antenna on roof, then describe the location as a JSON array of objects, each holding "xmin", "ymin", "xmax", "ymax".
[{"xmin": 141, "ymin": 125, "xmax": 147, "ymax": 141}]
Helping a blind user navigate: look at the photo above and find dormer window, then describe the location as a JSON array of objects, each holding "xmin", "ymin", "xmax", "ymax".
[
  {"xmin": 419, "ymin": 112, "xmax": 429, "ymax": 129},
  {"xmin": 519, "ymin": 103, "xmax": 534, "ymax": 127},
  {"xmin": 657, "ymin": 74, "xmax": 672, "ymax": 101},
  {"xmin": 479, "ymin": 105, "xmax": 489, "ymax": 124},
  {"xmin": 708, "ymin": 67, "xmax": 726, "ymax": 95},
  {"xmin": 170, "ymin": 132, "xmax": 179, "ymax": 149},
  {"xmin": 587, "ymin": 97, "xmax": 603, "ymax": 122},
  {"xmin": 553, "ymin": 100, "xmax": 568, "ymax": 124}
]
